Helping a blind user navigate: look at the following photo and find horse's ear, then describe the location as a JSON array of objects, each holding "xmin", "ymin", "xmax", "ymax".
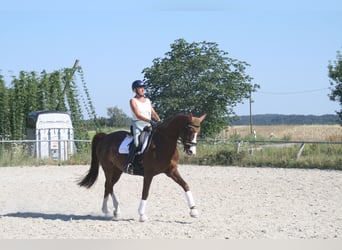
[{"xmin": 199, "ymin": 114, "xmax": 206, "ymax": 123}]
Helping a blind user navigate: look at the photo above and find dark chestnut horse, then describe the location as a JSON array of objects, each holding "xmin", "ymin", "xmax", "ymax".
[{"xmin": 78, "ymin": 113, "xmax": 206, "ymax": 222}]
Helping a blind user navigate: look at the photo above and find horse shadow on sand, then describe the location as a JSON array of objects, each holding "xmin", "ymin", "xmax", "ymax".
[
  {"xmin": 2, "ymin": 212, "xmax": 132, "ymax": 222},
  {"xmin": 2, "ymin": 212, "xmax": 191, "ymax": 224}
]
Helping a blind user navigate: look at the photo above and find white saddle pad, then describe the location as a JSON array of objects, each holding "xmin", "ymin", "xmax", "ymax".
[
  {"xmin": 118, "ymin": 136, "xmax": 132, "ymax": 154},
  {"xmin": 118, "ymin": 133, "xmax": 150, "ymax": 155}
]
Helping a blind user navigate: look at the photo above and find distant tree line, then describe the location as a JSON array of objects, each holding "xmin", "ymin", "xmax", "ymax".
[
  {"xmin": 88, "ymin": 106, "xmax": 130, "ymax": 129},
  {"xmin": 233, "ymin": 114, "xmax": 340, "ymax": 126}
]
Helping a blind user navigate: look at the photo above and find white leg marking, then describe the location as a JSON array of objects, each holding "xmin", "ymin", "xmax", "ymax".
[
  {"xmin": 112, "ymin": 193, "xmax": 120, "ymax": 219},
  {"xmin": 185, "ymin": 191, "xmax": 199, "ymax": 218},
  {"xmin": 102, "ymin": 196, "xmax": 110, "ymax": 215},
  {"xmin": 185, "ymin": 191, "xmax": 196, "ymax": 208},
  {"xmin": 138, "ymin": 199, "xmax": 148, "ymax": 222}
]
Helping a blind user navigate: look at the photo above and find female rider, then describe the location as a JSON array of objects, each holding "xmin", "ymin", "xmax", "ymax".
[{"xmin": 125, "ymin": 80, "xmax": 160, "ymax": 174}]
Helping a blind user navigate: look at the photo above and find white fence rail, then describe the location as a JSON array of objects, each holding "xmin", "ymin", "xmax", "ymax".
[
  {"xmin": 198, "ymin": 138, "xmax": 342, "ymax": 159},
  {"xmin": 1, "ymin": 138, "xmax": 342, "ymax": 162}
]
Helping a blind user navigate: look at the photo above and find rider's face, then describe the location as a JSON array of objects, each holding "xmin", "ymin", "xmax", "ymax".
[
  {"xmin": 136, "ymin": 87, "xmax": 145, "ymax": 94},
  {"xmin": 135, "ymin": 86, "xmax": 145, "ymax": 96}
]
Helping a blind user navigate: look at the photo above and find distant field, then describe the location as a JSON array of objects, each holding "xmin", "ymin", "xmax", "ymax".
[{"xmin": 220, "ymin": 125, "xmax": 342, "ymax": 141}]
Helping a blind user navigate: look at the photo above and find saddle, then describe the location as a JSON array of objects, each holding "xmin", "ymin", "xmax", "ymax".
[
  {"xmin": 118, "ymin": 126, "xmax": 153, "ymax": 176},
  {"xmin": 118, "ymin": 126, "xmax": 152, "ymax": 154}
]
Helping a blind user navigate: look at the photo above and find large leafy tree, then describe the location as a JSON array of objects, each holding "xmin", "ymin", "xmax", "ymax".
[
  {"xmin": 143, "ymin": 39, "xmax": 259, "ymax": 137},
  {"xmin": 328, "ymin": 50, "xmax": 342, "ymax": 123}
]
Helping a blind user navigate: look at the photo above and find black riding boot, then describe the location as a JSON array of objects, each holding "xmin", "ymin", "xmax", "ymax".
[{"xmin": 124, "ymin": 143, "xmax": 136, "ymax": 174}]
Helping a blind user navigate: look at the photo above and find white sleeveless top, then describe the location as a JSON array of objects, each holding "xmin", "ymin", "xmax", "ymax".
[{"xmin": 131, "ymin": 98, "xmax": 152, "ymax": 120}]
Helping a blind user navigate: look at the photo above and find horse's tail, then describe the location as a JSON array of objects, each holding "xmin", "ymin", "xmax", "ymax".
[{"xmin": 78, "ymin": 132, "xmax": 107, "ymax": 188}]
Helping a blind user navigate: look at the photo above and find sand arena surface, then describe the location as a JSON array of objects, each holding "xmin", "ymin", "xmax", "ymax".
[{"xmin": 0, "ymin": 164, "xmax": 341, "ymax": 239}]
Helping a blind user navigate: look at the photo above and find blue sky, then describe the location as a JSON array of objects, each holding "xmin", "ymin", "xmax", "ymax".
[{"xmin": 1, "ymin": 0, "xmax": 342, "ymax": 118}]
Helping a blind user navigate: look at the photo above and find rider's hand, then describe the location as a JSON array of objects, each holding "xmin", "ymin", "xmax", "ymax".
[{"xmin": 150, "ymin": 120, "xmax": 157, "ymax": 128}]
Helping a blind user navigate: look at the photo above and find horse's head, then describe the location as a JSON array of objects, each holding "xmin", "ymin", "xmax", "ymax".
[{"xmin": 180, "ymin": 114, "xmax": 206, "ymax": 155}]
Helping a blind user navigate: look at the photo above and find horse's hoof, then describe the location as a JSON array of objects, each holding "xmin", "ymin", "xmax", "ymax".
[
  {"xmin": 113, "ymin": 211, "xmax": 120, "ymax": 220},
  {"xmin": 190, "ymin": 208, "xmax": 199, "ymax": 218},
  {"xmin": 102, "ymin": 208, "xmax": 109, "ymax": 215},
  {"xmin": 103, "ymin": 210, "xmax": 111, "ymax": 217},
  {"xmin": 104, "ymin": 214, "xmax": 112, "ymax": 220},
  {"xmin": 139, "ymin": 214, "xmax": 148, "ymax": 222}
]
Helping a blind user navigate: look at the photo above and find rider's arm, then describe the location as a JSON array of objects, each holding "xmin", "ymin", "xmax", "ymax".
[{"xmin": 151, "ymin": 107, "xmax": 160, "ymax": 122}]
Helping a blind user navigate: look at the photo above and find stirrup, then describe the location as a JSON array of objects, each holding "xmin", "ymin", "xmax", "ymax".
[{"xmin": 125, "ymin": 163, "xmax": 134, "ymax": 174}]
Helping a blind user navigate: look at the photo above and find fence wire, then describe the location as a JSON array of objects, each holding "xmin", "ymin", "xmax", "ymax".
[{"xmin": 1, "ymin": 139, "xmax": 342, "ymax": 169}]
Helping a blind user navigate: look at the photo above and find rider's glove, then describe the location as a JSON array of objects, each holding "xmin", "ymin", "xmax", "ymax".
[{"xmin": 150, "ymin": 120, "xmax": 157, "ymax": 128}]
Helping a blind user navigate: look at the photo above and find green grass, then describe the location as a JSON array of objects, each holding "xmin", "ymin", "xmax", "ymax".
[{"xmin": 179, "ymin": 141, "xmax": 342, "ymax": 170}]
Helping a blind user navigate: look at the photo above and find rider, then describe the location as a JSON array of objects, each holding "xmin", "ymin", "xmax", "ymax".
[{"xmin": 125, "ymin": 80, "xmax": 161, "ymax": 174}]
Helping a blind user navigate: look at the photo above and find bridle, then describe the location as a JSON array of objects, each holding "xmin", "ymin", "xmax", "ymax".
[
  {"xmin": 155, "ymin": 114, "xmax": 203, "ymax": 155},
  {"xmin": 181, "ymin": 122, "xmax": 201, "ymax": 155}
]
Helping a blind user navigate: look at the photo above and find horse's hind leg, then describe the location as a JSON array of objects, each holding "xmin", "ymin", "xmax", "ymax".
[
  {"xmin": 111, "ymin": 169, "xmax": 122, "ymax": 219},
  {"xmin": 102, "ymin": 178, "xmax": 112, "ymax": 216},
  {"xmin": 102, "ymin": 186, "xmax": 120, "ymax": 219},
  {"xmin": 165, "ymin": 167, "xmax": 199, "ymax": 218},
  {"xmin": 102, "ymin": 166, "xmax": 122, "ymax": 219}
]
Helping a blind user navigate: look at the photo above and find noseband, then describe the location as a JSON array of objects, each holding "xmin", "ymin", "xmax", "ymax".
[
  {"xmin": 181, "ymin": 122, "xmax": 201, "ymax": 154},
  {"xmin": 185, "ymin": 140, "xmax": 197, "ymax": 147}
]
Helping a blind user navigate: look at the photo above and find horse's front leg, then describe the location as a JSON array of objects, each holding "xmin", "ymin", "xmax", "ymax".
[
  {"xmin": 185, "ymin": 190, "xmax": 199, "ymax": 218},
  {"xmin": 166, "ymin": 168, "xmax": 199, "ymax": 218},
  {"xmin": 138, "ymin": 175, "xmax": 153, "ymax": 222}
]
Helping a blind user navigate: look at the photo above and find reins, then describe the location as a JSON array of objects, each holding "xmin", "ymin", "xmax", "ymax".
[{"xmin": 150, "ymin": 114, "xmax": 200, "ymax": 150}]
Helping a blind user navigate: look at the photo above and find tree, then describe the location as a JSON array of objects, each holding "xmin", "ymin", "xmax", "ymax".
[
  {"xmin": 328, "ymin": 50, "xmax": 342, "ymax": 123},
  {"xmin": 0, "ymin": 62, "xmax": 96, "ymax": 141},
  {"xmin": 142, "ymin": 39, "xmax": 259, "ymax": 137},
  {"xmin": 0, "ymin": 74, "xmax": 10, "ymax": 139},
  {"xmin": 107, "ymin": 106, "xmax": 130, "ymax": 128}
]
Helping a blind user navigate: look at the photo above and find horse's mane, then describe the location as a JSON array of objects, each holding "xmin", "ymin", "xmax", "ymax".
[{"xmin": 158, "ymin": 113, "xmax": 190, "ymax": 129}]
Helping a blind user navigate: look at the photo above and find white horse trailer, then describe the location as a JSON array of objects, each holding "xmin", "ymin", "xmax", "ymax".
[{"xmin": 26, "ymin": 111, "xmax": 75, "ymax": 161}]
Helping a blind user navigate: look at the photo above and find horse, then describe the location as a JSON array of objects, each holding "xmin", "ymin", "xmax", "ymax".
[{"xmin": 78, "ymin": 113, "xmax": 206, "ymax": 222}]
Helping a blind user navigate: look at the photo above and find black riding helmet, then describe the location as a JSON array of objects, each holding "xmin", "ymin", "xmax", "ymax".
[{"xmin": 132, "ymin": 80, "xmax": 145, "ymax": 91}]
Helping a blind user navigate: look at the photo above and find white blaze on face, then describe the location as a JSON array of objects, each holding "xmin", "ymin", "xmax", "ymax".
[{"xmin": 190, "ymin": 133, "xmax": 198, "ymax": 155}]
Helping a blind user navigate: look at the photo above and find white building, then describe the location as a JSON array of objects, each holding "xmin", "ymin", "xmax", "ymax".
[{"xmin": 26, "ymin": 111, "xmax": 75, "ymax": 161}]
